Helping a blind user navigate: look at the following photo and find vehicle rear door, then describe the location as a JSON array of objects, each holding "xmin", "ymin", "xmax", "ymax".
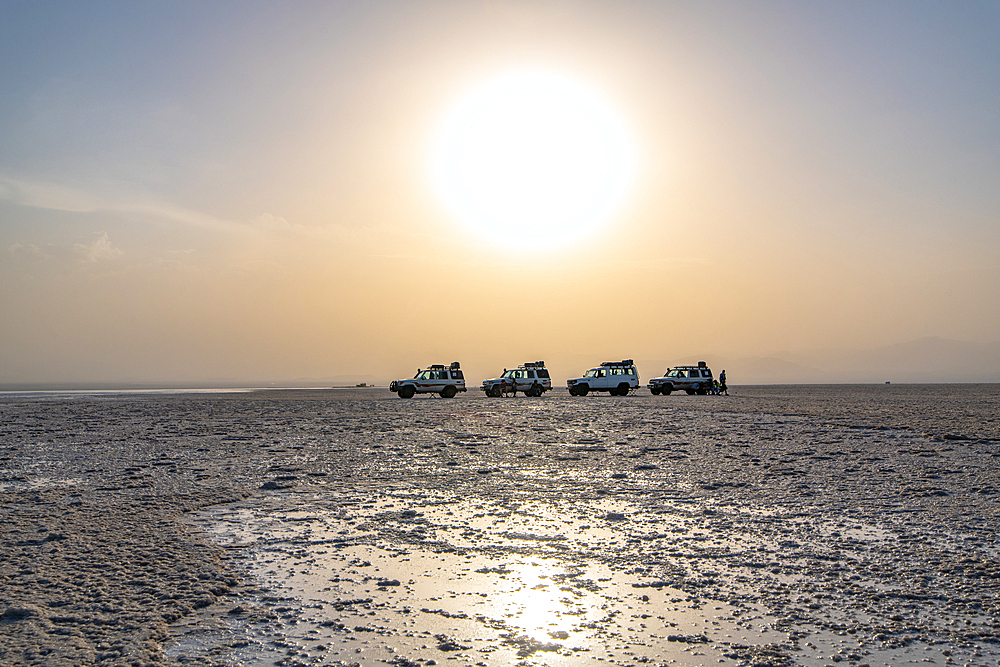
[{"xmin": 536, "ymin": 368, "xmax": 551, "ymax": 390}]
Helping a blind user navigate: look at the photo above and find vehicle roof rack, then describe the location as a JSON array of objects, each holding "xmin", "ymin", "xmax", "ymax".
[
  {"xmin": 600, "ymin": 359, "xmax": 634, "ymax": 367},
  {"xmin": 523, "ymin": 361, "xmax": 546, "ymax": 368}
]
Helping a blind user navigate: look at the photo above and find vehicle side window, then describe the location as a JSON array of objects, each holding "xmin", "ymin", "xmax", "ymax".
[
  {"xmin": 527, "ymin": 370, "xmax": 535, "ymax": 378},
  {"xmin": 702, "ymin": 370, "xmax": 711, "ymax": 377},
  {"xmin": 538, "ymin": 369, "xmax": 549, "ymax": 378},
  {"xmin": 677, "ymin": 370, "xmax": 687, "ymax": 378},
  {"xmin": 452, "ymin": 371, "xmax": 463, "ymax": 379}
]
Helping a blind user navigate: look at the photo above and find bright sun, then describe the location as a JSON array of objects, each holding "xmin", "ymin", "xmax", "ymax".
[{"xmin": 434, "ymin": 71, "xmax": 634, "ymax": 249}]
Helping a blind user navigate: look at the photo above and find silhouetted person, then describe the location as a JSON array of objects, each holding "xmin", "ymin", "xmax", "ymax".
[{"xmin": 719, "ymin": 370, "xmax": 728, "ymax": 395}]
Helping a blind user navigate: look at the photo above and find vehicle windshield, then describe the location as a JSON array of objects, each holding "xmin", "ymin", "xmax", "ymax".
[
  {"xmin": 584, "ymin": 369, "xmax": 599, "ymax": 378},
  {"xmin": 666, "ymin": 369, "xmax": 683, "ymax": 378},
  {"xmin": 501, "ymin": 370, "xmax": 515, "ymax": 378}
]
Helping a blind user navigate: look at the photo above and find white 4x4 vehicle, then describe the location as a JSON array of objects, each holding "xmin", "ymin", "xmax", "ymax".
[
  {"xmin": 481, "ymin": 361, "xmax": 551, "ymax": 397},
  {"xmin": 389, "ymin": 362, "xmax": 466, "ymax": 399},
  {"xmin": 567, "ymin": 360, "xmax": 639, "ymax": 396},
  {"xmin": 648, "ymin": 361, "xmax": 713, "ymax": 395}
]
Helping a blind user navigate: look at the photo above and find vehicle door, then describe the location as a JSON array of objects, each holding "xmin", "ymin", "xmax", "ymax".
[
  {"xmin": 518, "ymin": 370, "xmax": 538, "ymax": 392},
  {"xmin": 434, "ymin": 369, "xmax": 448, "ymax": 390},
  {"xmin": 536, "ymin": 368, "xmax": 551, "ymax": 390},
  {"xmin": 414, "ymin": 370, "xmax": 432, "ymax": 391},
  {"xmin": 672, "ymin": 370, "xmax": 687, "ymax": 388},
  {"xmin": 509, "ymin": 370, "xmax": 525, "ymax": 392},
  {"xmin": 420, "ymin": 369, "xmax": 438, "ymax": 391},
  {"xmin": 501, "ymin": 370, "xmax": 515, "ymax": 391}
]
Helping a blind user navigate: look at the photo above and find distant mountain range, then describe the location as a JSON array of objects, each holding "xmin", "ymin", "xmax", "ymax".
[{"xmin": 659, "ymin": 337, "xmax": 1000, "ymax": 384}]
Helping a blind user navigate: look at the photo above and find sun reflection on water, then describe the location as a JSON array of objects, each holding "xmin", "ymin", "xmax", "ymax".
[{"xmin": 191, "ymin": 491, "xmax": 782, "ymax": 666}]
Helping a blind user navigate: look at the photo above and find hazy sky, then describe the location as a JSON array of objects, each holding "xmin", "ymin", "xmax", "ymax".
[{"xmin": 2, "ymin": 1, "xmax": 999, "ymax": 385}]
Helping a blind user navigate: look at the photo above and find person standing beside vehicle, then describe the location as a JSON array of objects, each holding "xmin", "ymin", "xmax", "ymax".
[{"xmin": 719, "ymin": 370, "xmax": 728, "ymax": 395}]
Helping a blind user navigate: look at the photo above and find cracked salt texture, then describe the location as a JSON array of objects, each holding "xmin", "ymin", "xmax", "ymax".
[{"xmin": 2, "ymin": 384, "xmax": 1000, "ymax": 667}]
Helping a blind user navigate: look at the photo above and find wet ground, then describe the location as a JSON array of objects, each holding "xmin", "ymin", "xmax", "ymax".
[{"xmin": 2, "ymin": 385, "xmax": 1000, "ymax": 666}]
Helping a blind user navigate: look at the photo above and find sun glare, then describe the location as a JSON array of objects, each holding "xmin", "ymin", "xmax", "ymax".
[{"xmin": 434, "ymin": 71, "xmax": 634, "ymax": 249}]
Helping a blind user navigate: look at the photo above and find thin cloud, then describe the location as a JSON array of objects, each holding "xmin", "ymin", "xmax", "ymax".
[
  {"xmin": 0, "ymin": 174, "xmax": 245, "ymax": 235},
  {"xmin": 74, "ymin": 232, "xmax": 122, "ymax": 262},
  {"xmin": 0, "ymin": 176, "xmax": 102, "ymax": 213},
  {"xmin": 7, "ymin": 242, "xmax": 48, "ymax": 259}
]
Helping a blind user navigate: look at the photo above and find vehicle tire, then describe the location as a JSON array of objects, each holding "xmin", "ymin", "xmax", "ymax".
[
  {"xmin": 650, "ymin": 386, "xmax": 661, "ymax": 395},
  {"xmin": 398, "ymin": 385, "xmax": 415, "ymax": 399},
  {"xmin": 488, "ymin": 385, "xmax": 502, "ymax": 398},
  {"xmin": 577, "ymin": 384, "xmax": 589, "ymax": 396},
  {"xmin": 685, "ymin": 388, "xmax": 695, "ymax": 395},
  {"xmin": 661, "ymin": 387, "xmax": 672, "ymax": 395},
  {"xmin": 440, "ymin": 385, "xmax": 457, "ymax": 399},
  {"xmin": 616, "ymin": 383, "xmax": 629, "ymax": 396}
]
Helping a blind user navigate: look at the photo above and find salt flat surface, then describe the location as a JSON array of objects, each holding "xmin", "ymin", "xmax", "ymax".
[{"xmin": 2, "ymin": 385, "xmax": 999, "ymax": 667}]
